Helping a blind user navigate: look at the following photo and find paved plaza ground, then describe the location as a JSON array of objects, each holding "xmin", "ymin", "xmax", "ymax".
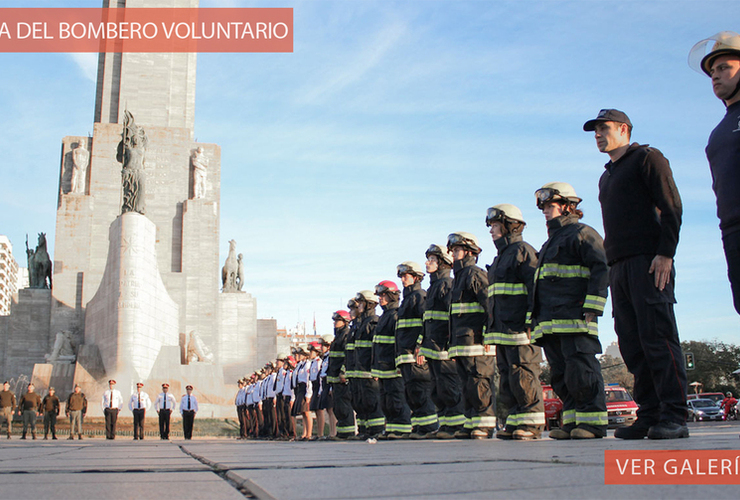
[{"xmin": 0, "ymin": 421, "xmax": 738, "ymax": 499}]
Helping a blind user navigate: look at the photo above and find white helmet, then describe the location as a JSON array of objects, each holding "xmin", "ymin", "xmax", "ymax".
[
  {"xmin": 535, "ymin": 182, "xmax": 581, "ymax": 210},
  {"xmin": 689, "ymin": 31, "xmax": 740, "ymax": 75},
  {"xmin": 486, "ymin": 204, "xmax": 526, "ymax": 226},
  {"xmin": 447, "ymin": 232, "xmax": 482, "ymax": 255},
  {"xmin": 425, "ymin": 244, "xmax": 454, "ymax": 266},
  {"xmin": 397, "ymin": 261, "xmax": 426, "ymax": 279},
  {"xmin": 355, "ymin": 290, "xmax": 378, "ymax": 304}
]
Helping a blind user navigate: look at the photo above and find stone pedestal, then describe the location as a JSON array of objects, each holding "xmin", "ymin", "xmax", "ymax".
[
  {"xmin": 219, "ymin": 292, "xmax": 257, "ymax": 381},
  {"xmin": 85, "ymin": 212, "xmax": 179, "ymax": 387},
  {"xmin": 0, "ymin": 289, "xmax": 52, "ymax": 381}
]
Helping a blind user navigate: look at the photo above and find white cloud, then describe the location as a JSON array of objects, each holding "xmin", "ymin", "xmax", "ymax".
[{"xmin": 66, "ymin": 53, "xmax": 98, "ymax": 82}]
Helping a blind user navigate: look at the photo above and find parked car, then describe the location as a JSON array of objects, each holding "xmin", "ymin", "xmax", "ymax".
[
  {"xmin": 687, "ymin": 392, "xmax": 725, "ymax": 405},
  {"xmin": 687, "ymin": 398, "xmax": 724, "ymax": 422},
  {"xmin": 604, "ymin": 384, "xmax": 638, "ymax": 428},
  {"xmin": 542, "ymin": 384, "xmax": 562, "ymax": 430}
]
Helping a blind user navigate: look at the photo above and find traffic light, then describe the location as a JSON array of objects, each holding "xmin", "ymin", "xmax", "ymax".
[{"xmin": 685, "ymin": 352, "xmax": 695, "ymax": 370}]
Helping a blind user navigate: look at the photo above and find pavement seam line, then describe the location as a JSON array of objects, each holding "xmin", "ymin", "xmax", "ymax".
[{"xmin": 178, "ymin": 445, "xmax": 276, "ymax": 500}]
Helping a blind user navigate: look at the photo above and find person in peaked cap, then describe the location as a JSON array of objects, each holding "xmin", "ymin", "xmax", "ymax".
[
  {"xmin": 291, "ymin": 347, "xmax": 313, "ymax": 440},
  {"xmin": 155, "ymin": 383, "xmax": 177, "ymax": 440},
  {"xmin": 180, "ymin": 385, "xmax": 198, "ymax": 440},
  {"xmin": 281, "ymin": 356, "xmax": 297, "ymax": 440},
  {"xmin": 318, "ymin": 334, "xmax": 336, "ymax": 438},
  {"xmin": 0, "ymin": 381, "xmax": 16, "ymax": 439},
  {"xmin": 235, "ymin": 378, "xmax": 247, "ymax": 439},
  {"xmin": 308, "ymin": 341, "xmax": 324, "ymax": 439},
  {"xmin": 128, "ymin": 382, "xmax": 151, "ymax": 440},
  {"xmin": 66, "ymin": 384, "xmax": 87, "ymax": 440},
  {"xmin": 41, "ymin": 387, "xmax": 60, "ymax": 440},
  {"xmin": 101, "ymin": 379, "xmax": 123, "ymax": 440},
  {"xmin": 274, "ymin": 354, "xmax": 289, "ymax": 439}
]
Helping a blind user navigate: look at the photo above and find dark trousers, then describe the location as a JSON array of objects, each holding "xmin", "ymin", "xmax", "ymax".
[
  {"xmin": 104, "ymin": 408, "xmax": 119, "ymax": 439},
  {"xmin": 281, "ymin": 397, "xmax": 295, "ymax": 437},
  {"xmin": 610, "ymin": 255, "xmax": 688, "ymax": 424},
  {"xmin": 356, "ymin": 378, "xmax": 385, "ymax": 436},
  {"xmin": 331, "ymin": 382, "xmax": 355, "ymax": 437},
  {"xmin": 22, "ymin": 410, "xmax": 37, "ymax": 436},
  {"xmin": 182, "ymin": 410, "xmax": 195, "ymax": 439},
  {"xmin": 275, "ymin": 394, "xmax": 285, "ymax": 437},
  {"xmin": 400, "ymin": 363, "xmax": 439, "ymax": 433},
  {"xmin": 262, "ymin": 398, "xmax": 276, "ymax": 438},
  {"xmin": 132, "ymin": 409, "xmax": 145, "ymax": 439},
  {"xmin": 429, "ymin": 358, "xmax": 465, "ymax": 431},
  {"xmin": 723, "ymin": 230, "xmax": 740, "ymax": 314},
  {"xmin": 379, "ymin": 376, "xmax": 411, "ymax": 434},
  {"xmin": 497, "ymin": 344, "xmax": 545, "ymax": 432},
  {"xmin": 456, "ymin": 355, "xmax": 497, "ymax": 431},
  {"xmin": 43, "ymin": 411, "xmax": 57, "ymax": 437},
  {"xmin": 158, "ymin": 409, "xmax": 171, "ymax": 439},
  {"xmin": 349, "ymin": 378, "xmax": 364, "ymax": 434},
  {"xmin": 540, "ymin": 334, "xmax": 607, "ymax": 436},
  {"xmin": 236, "ymin": 404, "xmax": 247, "ymax": 438}
]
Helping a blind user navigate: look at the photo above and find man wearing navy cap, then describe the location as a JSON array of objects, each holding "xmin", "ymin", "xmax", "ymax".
[{"xmin": 585, "ymin": 109, "xmax": 688, "ymax": 440}]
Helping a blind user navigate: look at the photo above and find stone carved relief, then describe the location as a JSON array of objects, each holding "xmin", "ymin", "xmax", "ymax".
[
  {"xmin": 45, "ymin": 330, "xmax": 76, "ymax": 363},
  {"xmin": 222, "ymin": 239, "xmax": 238, "ymax": 292},
  {"xmin": 186, "ymin": 331, "xmax": 214, "ymax": 364},
  {"xmin": 191, "ymin": 146, "xmax": 208, "ymax": 199},
  {"xmin": 236, "ymin": 253, "xmax": 246, "ymax": 291},
  {"xmin": 70, "ymin": 142, "xmax": 90, "ymax": 194},
  {"xmin": 25, "ymin": 232, "xmax": 52, "ymax": 289},
  {"xmin": 117, "ymin": 110, "xmax": 148, "ymax": 215}
]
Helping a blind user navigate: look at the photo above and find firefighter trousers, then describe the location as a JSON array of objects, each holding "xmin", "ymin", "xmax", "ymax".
[
  {"xmin": 400, "ymin": 363, "xmax": 439, "ymax": 433},
  {"xmin": 355, "ymin": 378, "xmax": 385, "ymax": 436},
  {"xmin": 428, "ymin": 358, "xmax": 465, "ymax": 431},
  {"xmin": 540, "ymin": 334, "xmax": 607, "ymax": 436},
  {"xmin": 379, "ymin": 376, "xmax": 411, "ymax": 434},
  {"xmin": 455, "ymin": 355, "xmax": 497, "ymax": 431},
  {"xmin": 331, "ymin": 382, "xmax": 356, "ymax": 437},
  {"xmin": 497, "ymin": 344, "xmax": 545, "ymax": 432},
  {"xmin": 610, "ymin": 255, "xmax": 688, "ymax": 425}
]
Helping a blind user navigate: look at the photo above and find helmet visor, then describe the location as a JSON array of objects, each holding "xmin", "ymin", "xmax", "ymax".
[
  {"xmin": 396, "ymin": 263, "xmax": 416, "ymax": 277},
  {"xmin": 689, "ymin": 32, "xmax": 740, "ymax": 74},
  {"xmin": 535, "ymin": 187, "xmax": 560, "ymax": 209},
  {"xmin": 485, "ymin": 207, "xmax": 505, "ymax": 226}
]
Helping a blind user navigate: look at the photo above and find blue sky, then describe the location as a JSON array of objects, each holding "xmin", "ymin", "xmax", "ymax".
[{"xmin": 0, "ymin": 0, "xmax": 738, "ymax": 352}]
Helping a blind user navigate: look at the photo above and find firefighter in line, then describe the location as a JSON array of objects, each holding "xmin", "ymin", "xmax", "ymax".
[
  {"xmin": 483, "ymin": 204, "xmax": 545, "ymax": 440},
  {"xmin": 372, "ymin": 280, "xmax": 412, "ymax": 439},
  {"xmin": 327, "ymin": 310, "xmax": 356, "ymax": 440},
  {"xmin": 530, "ymin": 182, "xmax": 608, "ymax": 439},
  {"xmin": 418, "ymin": 244, "xmax": 465, "ymax": 439},
  {"xmin": 447, "ymin": 232, "xmax": 497, "ymax": 439},
  {"xmin": 353, "ymin": 290, "xmax": 386, "ymax": 438},
  {"xmin": 396, "ymin": 261, "xmax": 439, "ymax": 438}
]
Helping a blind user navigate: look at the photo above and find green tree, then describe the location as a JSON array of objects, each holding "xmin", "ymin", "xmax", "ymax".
[
  {"xmin": 599, "ymin": 355, "xmax": 634, "ymax": 394},
  {"xmin": 681, "ymin": 340, "xmax": 740, "ymax": 395}
]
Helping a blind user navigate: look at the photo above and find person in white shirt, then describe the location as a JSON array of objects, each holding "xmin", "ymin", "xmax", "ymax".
[
  {"xmin": 235, "ymin": 379, "xmax": 247, "ymax": 439},
  {"xmin": 180, "ymin": 385, "xmax": 198, "ymax": 440},
  {"xmin": 101, "ymin": 379, "xmax": 123, "ymax": 440},
  {"xmin": 308, "ymin": 343, "xmax": 323, "ymax": 439},
  {"xmin": 318, "ymin": 335, "xmax": 337, "ymax": 438},
  {"xmin": 274, "ymin": 355, "xmax": 289, "ymax": 439},
  {"xmin": 292, "ymin": 348, "xmax": 313, "ymax": 440},
  {"xmin": 281, "ymin": 358, "xmax": 296, "ymax": 439},
  {"xmin": 154, "ymin": 383, "xmax": 177, "ymax": 440},
  {"xmin": 263, "ymin": 364, "xmax": 278, "ymax": 439},
  {"xmin": 128, "ymin": 382, "xmax": 151, "ymax": 440}
]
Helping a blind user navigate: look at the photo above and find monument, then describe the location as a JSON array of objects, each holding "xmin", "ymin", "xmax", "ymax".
[{"xmin": 0, "ymin": 0, "xmax": 277, "ymax": 416}]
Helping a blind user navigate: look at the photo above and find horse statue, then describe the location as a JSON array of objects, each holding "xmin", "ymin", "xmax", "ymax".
[
  {"xmin": 221, "ymin": 239, "xmax": 238, "ymax": 292},
  {"xmin": 26, "ymin": 232, "xmax": 52, "ymax": 289}
]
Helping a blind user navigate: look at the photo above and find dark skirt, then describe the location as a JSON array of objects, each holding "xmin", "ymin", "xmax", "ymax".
[
  {"xmin": 291, "ymin": 383, "xmax": 309, "ymax": 416},
  {"xmin": 309, "ymin": 379, "xmax": 321, "ymax": 411},
  {"xmin": 318, "ymin": 377, "xmax": 333, "ymax": 410}
]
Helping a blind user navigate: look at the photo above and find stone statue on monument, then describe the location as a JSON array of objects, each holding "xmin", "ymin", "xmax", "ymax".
[
  {"xmin": 186, "ymin": 331, "xmax": 214, "ymax": 364},
  {"xmin": 25, "ymin": 233, "xmax": 52, "ymax": 289},
  {"xmin": 191, "ymin": 146, "xmax": 208, "ymax": 199},
  {"xmin": 221, "ymin": 239, "xmax": 238, "ymax": 292},
  {"xmin": 45, "ymin": 330, "xmax": 76, "ymax": 363},
  {"xmin": 70, "ymin": 142, "xmax": 90, "ymax": 194},
  {"xmin": 117, "ymin": 110, "xmax": 148, "ymax": 215},
  {"xmin": 236, "ymin": 253, "xmax": 246, "ymax": 291}
]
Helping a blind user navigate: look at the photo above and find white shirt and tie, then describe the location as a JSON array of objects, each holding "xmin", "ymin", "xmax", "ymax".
[
  {"xmin": 154, "ymin": 392, "xmax": 177, "ymax": 412},
  {"xmin": 180, "ymin": 394, "xmax": 199, "ymax": 414},
  {"xmin": 101, "ymin": 389, "xmax": 123, "ymax": 411},
  {"xmin": 128, "ymin": 391, "xmax": 151, "ymax": 411}
]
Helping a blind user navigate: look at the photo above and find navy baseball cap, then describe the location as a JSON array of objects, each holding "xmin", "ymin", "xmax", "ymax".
[{"xmin": 583, "ymin": 109, "xmax": 632, "ymax": 131}]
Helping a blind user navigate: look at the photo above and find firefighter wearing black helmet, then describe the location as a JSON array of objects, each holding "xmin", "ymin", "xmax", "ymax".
[
  {"xmin": 396, "ymin": 262, "xmax": 439, "ymax": 438},
  {"xmin": 418, "ymin": 244, "xmax": 465, "ymax": 439},
  {"xmin": 531, "ymin": 182, "xmax": 608, "ymax": 440},
  {"xmin": 352, "ymin": 290, "xmax": 385, "ymax": 438},
  {"xmin": 484, "ymin": 204, "xmax": 545, "ymax": 440},
  {"xmin": 447, "ymin": 232, "xmax": 496, "ymax": 439},
  {"xmin": 327, "ymin": 310, "xmax": 356, "ymax": 440}
]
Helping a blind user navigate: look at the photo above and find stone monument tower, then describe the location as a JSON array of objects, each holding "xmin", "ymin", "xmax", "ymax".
[{"xmin": 0, "ymin": 0, "xmax": 277, "ymax": 415}]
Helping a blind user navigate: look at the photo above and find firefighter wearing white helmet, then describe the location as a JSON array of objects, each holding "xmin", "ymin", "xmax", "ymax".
[
  {"xmin": 352, "ymin": 290, "xmax": 385, "ymax": 438},
  {"xmin": 484, "ymin": 204, "xmax": 545, "ymax": 440},
  {"xmin": 532, "ymin": 182, "xmax": 609, "ymax": 440},
  {"xmin": 691, "ymin": 32, "xmax": 740, "ymax": 320},
  {"xmin": 446, "ymin": 232, "xmax": 495, "ymax": 439},
  {"xmin": 395, "ymin": 262, "xmax": 439, "ymax": 438},
  {"xmin": 418, "ymin": 244, "xmax": 465, "ymax": 438}
]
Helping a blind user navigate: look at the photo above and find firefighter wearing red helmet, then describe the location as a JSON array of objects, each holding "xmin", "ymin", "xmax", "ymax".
[
  {"xmin": 352, "ymin": 290, "xmax": 385, "ymax": 438},
  {"xmin": 327, "ymin": 310, "xmax": 355, "ymax": 439},
  {"xmin": 484, "ymin": 204, "xmax": 545, "ymax": 440},
  {"xmin": 395, "ymin": 262, "xmax": 439, "ymax": 438},
  {"xmin": 446, "ymin": 232, "xmax": 496, "ymax": 439},
  {"xmin": 531, "ymin": 182, "xmax": 608, "ymax": 440},
  {"xmin": 372, "ymin": 280, "xmax": 412, "ymax": 439},
  {"xmin": 419, "ymin": 244, "xmax": 465, "ymax": 438}
]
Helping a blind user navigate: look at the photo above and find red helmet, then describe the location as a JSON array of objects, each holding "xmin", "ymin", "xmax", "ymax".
[
  {"xmin": 332, "ymin": 310, "xmax": 351, "ymax": 322},
  {"xmin": 374, "ymin": 280, "xmax": 399, "ymax": 295}
]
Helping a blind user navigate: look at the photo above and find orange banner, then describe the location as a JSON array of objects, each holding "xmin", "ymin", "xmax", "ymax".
[
  {"xmin": 0, "ymin": 8, "xmax": 292, "ymax": 52},
  {"xmin": 605, "ymin": 450, "xmax": 740, "ymax": 485}
]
